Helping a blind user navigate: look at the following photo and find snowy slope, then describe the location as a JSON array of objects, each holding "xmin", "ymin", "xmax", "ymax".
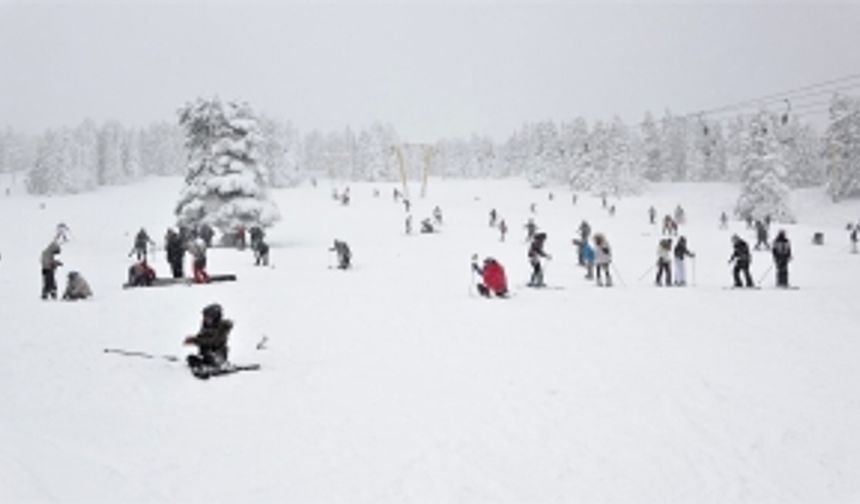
[{"xmin": 1, "ymin": 177, "xmax": 859, "ymax": 503}]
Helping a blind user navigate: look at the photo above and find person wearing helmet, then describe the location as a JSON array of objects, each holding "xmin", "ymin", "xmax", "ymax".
[
  {"xmin": 471, "ymin": 256, "xmax": 508, "ymax": 298},
  {"xmin": 729, "ymin": 234, "xmax": 754, "ymax": 288},
  {"xmin": 184, "ymin": 304, "xmax": 233, "ymax": 370},
  {"xmin": 62, "ymin": 271, "xmax": 93, "ymax": 300},
  {"xmin": 40, "ymin": 241, "xmax": 62, "ymax": 300}
]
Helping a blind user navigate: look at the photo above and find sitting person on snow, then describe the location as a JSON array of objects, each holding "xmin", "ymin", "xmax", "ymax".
[
  {"xmin": 128, "ymin": 260, "xmax": 156, "ymax": 287},
  {"xmin": 329, "ymin": 239, "xmax": 351, "ymax": 269},
  {"xmin": 420, "ymin": 218, "xmax": 435, "ymax": 234},
  {"xmin": 62, "ymin": 271, "xmax": 93, "ymax": 300},
  {"xmin": 471, "ymin": 256, "xmax": 508, "ymax": 298},
  {"xmin": 184, "ymin": 303, "xmax": 232, "ymax": 370}
]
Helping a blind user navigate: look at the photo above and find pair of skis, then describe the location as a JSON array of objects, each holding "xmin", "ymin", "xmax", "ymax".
[{"xmin": 103, "ymin": 347, "xmax": 261, "ymax": 380}]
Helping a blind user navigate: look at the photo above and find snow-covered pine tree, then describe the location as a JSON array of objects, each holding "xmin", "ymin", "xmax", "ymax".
[
  {"xmin": 259, "ymin": 116, "xmax": 303, "ymax": 187},
  {"xmin": 592, "ymin": 117, "xmax": 644, "ymax": 196},
  {"xmin": 640, "ymin": 112, "xmax": 663, "ymax": 182},
  {"xmin": 175, "ymin": 97, "xmax": 281, "ymax": 234},
  {"xmin": 824, "ymin": 94, "xmax": 860, "ymax": 201},
  {"xmin": 98, "ymin": 121, "xmax": 126, "ymax": 185},
  {"xmin": 660, "ymin": 112, "xmax": 688, "ymax": 181},
  {"xmin": 735, "ymin": 111, "xmax": 795, "ymax": 223},
  {"xmin": 779, "ymin": 118, "xmax": 823, "ymax": 188}
]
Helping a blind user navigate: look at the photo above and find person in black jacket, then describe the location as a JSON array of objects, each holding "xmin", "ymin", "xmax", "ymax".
[
  {"xmin": 729, "ymin": 234, "xmax": 754, "ymax": 288},
  {"xmin": 673, "ymin": 236, "xmax": 695, "ymax": 286},
  {"xmin": 184, "ymin": 304, "xmax": 232, "ymax": 370},
  {"xmin": 772, "ymin": 230, "xmax": 792, "ymax": 287},
  {"xmin": 527, "ymin": 232, "xmax": 552, "ymax": 287},
  {"xmin": 165, "ymin": 228, "xmax": 185, "ymax": 279}
]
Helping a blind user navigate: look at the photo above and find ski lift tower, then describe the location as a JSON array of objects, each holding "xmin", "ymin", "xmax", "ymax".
[{"xmin": 393, "ymin": 143, "xmax": 436, "ymax": 199}]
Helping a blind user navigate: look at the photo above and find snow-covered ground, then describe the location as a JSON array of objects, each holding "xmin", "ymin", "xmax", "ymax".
[{"xmin": 1, "ymin": 175, "xmax": 859, "ymax": 503}]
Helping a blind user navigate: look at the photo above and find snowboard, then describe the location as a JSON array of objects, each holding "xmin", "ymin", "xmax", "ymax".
[
  {"xmin": 190, "ymin": 363, "xmax": 261, "ymax": 380},
  {"xmin": 122, "ymin": 274, "xmax": 237, "ymax": 289}
]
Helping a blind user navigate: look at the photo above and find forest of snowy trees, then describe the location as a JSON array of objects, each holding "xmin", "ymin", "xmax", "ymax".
[{"xmin": 1, "ymin": 94, "xmax": 859, "ymax": 219}]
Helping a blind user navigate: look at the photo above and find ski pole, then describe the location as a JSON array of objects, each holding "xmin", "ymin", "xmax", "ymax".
[
  {"xmin": 611, "ymin": 263, "xmax": 626, "ymax": 287},
  {"xmin": 104, "ymin": 348, "xmax": 179, "ymax": 362},
  {"xmin": 637, "ymin": 264, "xmax": 656, "ymax": 282},
  {"xmin": 757, "ymin": 263, "xmax": 774, "ymax": 286}
]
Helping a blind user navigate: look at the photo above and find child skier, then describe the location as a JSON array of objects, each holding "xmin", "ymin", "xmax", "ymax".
[
  {"xmin": 40, "ymin": 241, "xmax": 62, "ymax": 300},
  {"xmin": 527, "ymin": 232, "xmax": 552, "ymax": 287},
  {"xmin": 581, "ymin": 238, "xmax": 595, "ymax": 280},
  {"xmin": 130, "ymin": 228, "xmax": 155, "ymax": 261},
  {"xmin": 772, "ymin": 230, "xmax": 792, "ymax": 287},
  {"xmin": 593, "ymin": 233, "xmax": 612, "ymax": 287},
  {"xmin": 471, "ymin": 256, "xmax": 509, "ymax": 298},
  {"xmin": 729, "ymin": 234, "xmax": 754, "ymax": 288},
  {"xmin": 673, "ymin": 236, "xmax": 695, "ymax": 286},
  {"xmin": 184, "ymin": 303, "xmax": 232, "ymax": 372},
  {"xmin": 656, "ymin": 238, "xmax": 672, "ymax": 286}
]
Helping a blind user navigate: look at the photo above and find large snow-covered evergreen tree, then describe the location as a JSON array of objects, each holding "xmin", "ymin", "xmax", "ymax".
[
  {"xmin": 174, "ymin": 97, "xmax": 281, "ymax": 233},
  {"xmin": 824, "ymin": 94, "xmax": 860, "ymax": 201},
  {"xmin": 735, "ymin": 111, "xmax": 795, "ymax": 223}
]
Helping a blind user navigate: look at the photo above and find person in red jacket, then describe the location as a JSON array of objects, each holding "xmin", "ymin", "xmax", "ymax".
[{"xmin": 472, "ymin": 256, "xmax": 508, "ymax": 298}]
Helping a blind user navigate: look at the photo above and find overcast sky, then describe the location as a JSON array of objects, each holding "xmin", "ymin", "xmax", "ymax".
[{"xmin": 1, "ymin": 0, "xmax": 858, "ymax": 142}]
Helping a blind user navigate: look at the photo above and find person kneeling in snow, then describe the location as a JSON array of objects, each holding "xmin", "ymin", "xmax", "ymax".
[
  {"xmin": 184, "ymin": 303, "xmax": 232, "ymax": 370},
  {"xmin": 128, "ymin": 260, "xmax": 156, "ymax": 287},
  {"xmin": 62, "ymin": 271, "xmax": 92, "ymax": 300},
  {"xmin": 472, "ymin": 256, "xmax": 508, "ymax": 298}
]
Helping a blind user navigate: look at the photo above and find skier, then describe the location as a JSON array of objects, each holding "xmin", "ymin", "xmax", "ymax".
[
  {"xmin": 393, "ymin": 187, "xmax": 401, "ymax": 202},
  {"xmin": 601, "ymin": 192, "xmax": 607, "ymax": 208},
  {"xmin": 40, "ymin": 241, "xmax": 62, "ymax": 300},
  {"xmin": 772, "ymin": 230, "xmax": 792, "ymax": 287},
  {"xmin": 54, "ymin": 222, "xmax": 71, "ymax": 243},
  {"xmin": 433, "ymin": 206, "xmax": 443, "ymax": 226},
  {"xmin": 188, "ymin": 238, "xmax": 209, "ymax": 284},
  {"xmin": 581, "ymin": 238, "xmax": 595, "ymax": 280},
  {"xmin": 128, "ymin": 260, "xmax": 156, "ymax": 287},
  {"xmin": 608, "ymin": 204, "xmax": 616, "ymax": 217},
  {"xmin": 329, "ymin": 240, "xmax": 352, "ymax": 269},
  {"xmin": 851, "ymin": 224, "xmax": 859, "ymax": 254},
  {"xmin": 577, "ymin": 220, "xmax": 592, "ymax": 265},
  {"xmin": 648, "ymin": 206, "xmax": 656, "ymax": 225},
  {"xmin": 527, "ymin": 232, "xmax": 552, "ymax": 287},
  {"xmin": 254, "ymin": 239, "xmax": 270, "ymax": 267},
  {"xmin": 248, "ymin": 226, "xmax": 265, "ymax": 251},
  {"xmin": 130, "ymin": 228, "xmax": 155, "ymax": 261},
  {"xmin": 499, "ymin": 219, "xmax": 508, "ymax": 242},
  {"xmin": 165, "ymin": 228, "xmax": 185, "ymax": 279},
  {"xmin": 471, "ymin": 256, "xmax": 509, "ymax": 298},
  {"xmin": 754, "ymin": 220, "xmax": 770, "ymax": 250},
  {"xmin": 655, "ymin": 238, "xmax": 672, "ymax": 286},
  {"xmin": 403, "ymin": 198, "xmax": 411, "ymax": 213},
  {"xmin": 62, "ymin": 271, "xmax": 92, "ymax": 300},
  {"xmin": 673, "ymin": 236, "xmax": 695, "ymax": 286},
  {"xmin": 529, "ymin": 202, "xmax": 537, "ymax": 214},
  {"xmin": 184, "ymin": 303, "xmax": 232, "ymax": 373},
  {"xmin": 719, "ymin": 212, "xmax": 729, "ymax": 230},
  {"xmin": 674, "ymin": 205, "xmax": 686, "ymax": 225},
  {"xmin": 593, "ymin": 233, "xmax": 613, "ymax": 287},
  {"xmin": 662, "ymin": 215, "xmax": 678, "ymax": 236},
  {"xmin": 489, "ymin": 208, "xmax": 498, "ymax": 227},
  {"xmin": 405, "ymin": 214, "xmax": 413, "ymax": 235},
  {"xmin": 524, "ymin": 218, "xmax": 538, "ymax": 241},
  {"xmin": 729, "ymin": 234, "xmax": 754, "ymax": 288}
]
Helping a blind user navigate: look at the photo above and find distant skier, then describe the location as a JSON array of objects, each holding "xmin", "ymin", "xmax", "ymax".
[
  {"xmin": 199, "ymin": 224, "xmax": 215, "ymax": 248},
  {"xmin": 433, "ymin": 206, "xmax": 443, "ymax": 226},
  {"xmin": 40, "ymin": 241, "xmax": 62, "ymax": 300},
  {"xmin": 772, "ymin": 230, "xmax": 792, "ymax": 288},
  {"xmin": 165, "ymin": 228, "xmax": 185, "ymax": 279},
  {"xmin": 754, "ymin": 220, "xmax": 770, "ymax": 250},
  {"xmin": 719, "ymin": 212, "xmax": 729, "ymax": 230},
  {"xmin": 851, "ymin": 224, "xmax": 859, "ymax": 254},
  {"xmin": 608, "ymin": 204, "xmax": 616, "ymax": 217},
  {"xmin": 593, "ymin": 233, "xmax": 612, "ymax": 287},
  {"xmin": 54, "ymin": 222, "xmax": 71, "ymax": 243},
  {"xmin": 254, "ymin": 239, "xmax": 270, "ymax": 267},
  {"xmin": 403, "ymin": 198, "xmax": 411, "ymax": 213},
  {"xmin": 393, "ymin": 187, "xmax": 401, "ymax": 202},
  {"xmin": 420, "ymin": 218, "xmax": 435, "ymax": 234},
  {"xmin": 548, "ymin": 192, "xmax": 554, "ymax": 201},
  {"xmin": 655, "ymin": 238, "xmax": 673, "ymax": 286},
  {"xmin": 128, "ymin": 260, "xmax": 156, "ymax": 287},
  {"xmin": 130, "ymin": 228, "xmax": 155, "ymax": 261},
  {"xmin": 329, "ymin": 240, "xmax": 352, "ymax": 269},
  {"xmin": 248, "ymin": 226, "xmax": 265, "ymax": 251},
  {"xmin": 471, "ymin": 256, "xmax": 509, "ymax": 298},
  {"xmin": 662, "ymin": 215, "xmax": 678, "ymax": 236},
  {"xmin": 529, "ymin": 202, "xmax": 537, "ymax": 214},
  {"xmin": 527, "ymin": 232, "xmax": 552, "ymax": 287},
  {"xmin": 648, "ymin": 206, "xmax": 656, "ymax": 225},
  {"xmin": 188, "ymin": 238, "xmax": 209, "ymax": 284},
  {"xmin": 489, "ymin": 208, "xmax": 497, "ymax": 227},
  {"xmin": 62, "ymin": 271, "xmax": 92, "ymax": 300},
  {"xmin": 674, "ymin": 205, "xmax": 686, "ymax": 225},
  {"xmin": 729, "ymin": 234, "xmax": 754, "ymax": 288},
  {"xmin": 524, "ymin": 218, "xmax": 538, "ymax": 241},
  {"xmin": 184, "ymin": 303, "xmax": 232, "ymax": 373},
  {"xmin": 673, "ymin": 236, "xmax": 695, "ymax": 286},
  {"xmin": 499, "ymin": 219, "xmax": 508, "ymax": 242},
  {"xmin": 601, "ymin": 192, "xmax": 607, "ymax": 208},
  {"xmin": 580, "ymin": 238, "xmax": 595, "ymax": 280},
  {"xmin": 405, "ymin": 214, "xmax": 413, "ymax": 235},
  {"xmin": 571, "ymin": 193, "xmax": 578, "ymax": 205}
]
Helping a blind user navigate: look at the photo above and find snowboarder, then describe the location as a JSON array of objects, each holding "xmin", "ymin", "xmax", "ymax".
[
  {"xmin": 772, "ymin": 230, "xmax": 792, "ymax": 287},
  {"xmin": 188, "ymin": 238, "xmax": 209, "ymax": 284},
  {"xmin": 593, "ymin": 233, "xmax": 612, "ymax": 287},
  {"xmin": 471, "ymin": 256, "xmax": 509, "ymax": 298},
  {"xmin": 673, "ymin": 236, "xmax": 695, "ymax": 286},
  {"xmin": 754, "ymin": 220, "xmax": 770, "ymax": 250},
  {"xmin": 329, "ymin": 240, "xmax": 352, "ymax": 269},
  {"xmin": 648, "ymin": 206, "xmax": 656, "ymax": 225},
  {"xmin": 527, "ymin": 232, "xmax": 552, "ymax": 287},
  {"xmin": 499, "ymin": 219, "xmax": 508, "ymax": 242},
  {"xmin": 655, "ymin": 238, "xmax": 673, "ymax": 286},
  {"xmin": 165, "ymin": 228, "xmax": 185, "ymax": 279},
  {"xmin": 719, "ymin": 212, "xmax": 729, "ymax": 230},
  {"xmin": 729, "ymin": 234, "xmax": 754, "ymax": 288},
  {"xmin": 128, "ymin": 260, "xmax": 156, "ymax": 287},
  {"xmin": 40, "ymin": 241, "xmax": 62, "ymax": 300},
  {"xmin": 130, "ymin": 228, "xmax": 155, "ymax": 261},
  {"xmin": 433, "ymin": 206, "xmax": 443, "ymax": 226},
  {"xmin": 524, "ymin": 218, "xmax": 538, "ymax": 241},
  {"xmin": 184, "ymin": 303, "xmax": 232, "ymax": 372},
  {"xmin": 62, "ymin": 271, "xmax": 92, "ymax": 300}
]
